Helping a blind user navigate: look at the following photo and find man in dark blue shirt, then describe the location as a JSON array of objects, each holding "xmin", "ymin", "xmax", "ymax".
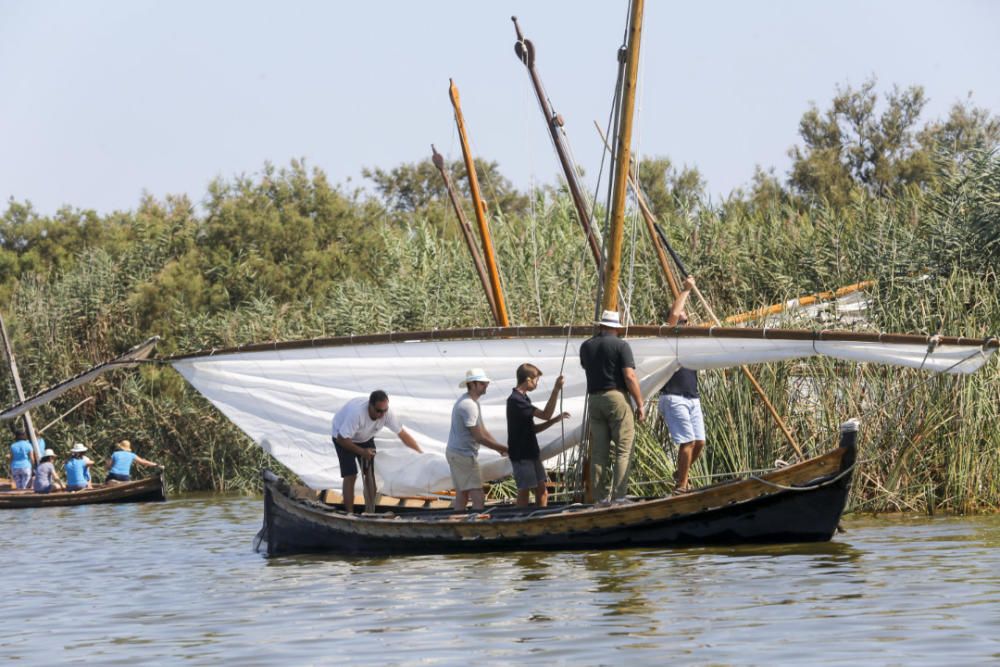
[
  {"xmin": 659, "ymin": 276, "xmax": 706, "ymax": 493},
  {"xmin": 506, "ymin": 363, "xmax": 569, "ymax": 507},
  {"xmin": 579, "ymin": 310, "xmax": 645, "ymax": 502}
]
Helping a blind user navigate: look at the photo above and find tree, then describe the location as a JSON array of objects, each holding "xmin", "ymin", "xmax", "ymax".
[
  {"xmin": 788, "ymin": 78, "xmax": 1000, "ymax": 207},
  {"xmin": 364, "ymin": 157, "xmax": 529, "ymax": 218}
]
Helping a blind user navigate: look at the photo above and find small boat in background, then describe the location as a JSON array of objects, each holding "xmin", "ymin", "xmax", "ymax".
[{"xmin": 0, "ymin": 471, "xmax": 166, "ymax": 509}]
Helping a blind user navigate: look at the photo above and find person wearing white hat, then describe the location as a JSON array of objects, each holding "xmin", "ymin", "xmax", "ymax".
[
  {"xmin": 64, "ymin": 443, "xmax": 94, "ymax": 491},
  {"xmin": 446, "ymin": 368, "xmax": 508, "ymax": 511},
  {"xmin": 579, "ymin": 309, "xmax": 645, "ymax": 502},
  {"xmin": 33, "ymin": 448, "xmax": 64, "ymax": 494}
]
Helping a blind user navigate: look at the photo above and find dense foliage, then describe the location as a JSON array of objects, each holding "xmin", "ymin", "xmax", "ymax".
[{"xmin": 2, "ymin": 83, "xmax": 998, "ymax": 512}]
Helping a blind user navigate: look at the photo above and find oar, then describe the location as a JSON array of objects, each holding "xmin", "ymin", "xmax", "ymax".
[{"xmin": 653, "ymin": 223, "xmax": 805, "ymax": 460}]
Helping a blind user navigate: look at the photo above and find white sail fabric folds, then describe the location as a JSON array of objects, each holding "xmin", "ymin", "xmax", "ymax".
[{"xmin": 170, "ymin": 333, "xmax": 993, "ymax": 496}]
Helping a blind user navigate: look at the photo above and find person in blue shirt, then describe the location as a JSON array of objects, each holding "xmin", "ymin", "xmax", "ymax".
[
  {"xmin": 104, "ymin": 440, "xmax": 160, "ymax": 483},
  {"xmin": 64, "ymin": 443, "xmax": 95, "ymax": 491},
  {"xmin": 7, "ymin": 424, "xmax": 37, "ymax": 490}
]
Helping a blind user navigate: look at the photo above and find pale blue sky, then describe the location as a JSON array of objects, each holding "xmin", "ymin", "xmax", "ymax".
[{"xmin": 2, "ymin": 0, "xmax": 998, "ymax": 215}]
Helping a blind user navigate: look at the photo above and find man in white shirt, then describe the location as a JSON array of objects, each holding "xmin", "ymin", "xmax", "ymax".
[{"xmin": 331, "ymin": 390, "xmax": 423, "ymax": 512}]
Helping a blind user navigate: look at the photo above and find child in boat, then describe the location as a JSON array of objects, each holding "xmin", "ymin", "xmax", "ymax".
[
  {"xmin": 506, "ymin": 363, "xmax": 569, "ymax": 508},
  {"xmin": 104, "ymin": 440, "xmax": 160, "ymax": 483},
  {"xmin": 33, "ymin": 448, "xmax": 64, "ymax": 494},
  {"xmin": 64, "ymin": 443, "xmax": 94, "ymax": 491}
]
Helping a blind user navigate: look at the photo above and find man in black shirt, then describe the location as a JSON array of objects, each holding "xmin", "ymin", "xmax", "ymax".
[
  {"xmin": 506, "ymin": 363, "xmax": 569, "ymax": 507},
  {"xmin": 659, "ymin": 276, "xmax": 706, "ymax": 493},
  {"xmin": 579, "ymin": 309, "xmax": 645, "ymax": 502}
]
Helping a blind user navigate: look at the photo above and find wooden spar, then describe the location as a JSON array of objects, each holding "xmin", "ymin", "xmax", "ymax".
[
  {"xmin": 724, "ymin": 281, "xmax": 877, "ymax": 324},
  {"xmin": 431, "ymin": 144, "xmax": 502, "ymax": 325},
  {"xmin": 601, "ymin": 0, "xmax": 644, "ymax": 313},
  {"xmin": 594, "ymin": 121, "xmax": 680, "ymax": 299},
  {"xmin": 512, "ymin": 16, "xmax": 604, "ymax": 272},
  {"xmin": 651, "ymin": 223, "xmax": 805, "ymax": 459},
  {"xmin": 38, "ymin": 395, "xmax": 95, "ymax": 435},
  {"xmin": 165, "ymin": 325, "xmax": 998, "ymax": 362},
  {"xmin": 0, "ymin": 312, "xmax": 41, "ymax": 458},
  {"xmin": 448, "ymin": 79, "xmax": 510, "ymax": 327}
]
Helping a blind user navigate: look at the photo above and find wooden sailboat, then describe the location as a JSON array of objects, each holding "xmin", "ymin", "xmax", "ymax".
[
  {"xmin": 0, "ymin": 335, "xmax": 167, "ymax": 509},
  {"xmin": 0, "ymin": 474, "xmax": 165, "ymax": 509},
  {"xmin": 165, "ymin": 0, "xmax": 996, "ymax": 556}
]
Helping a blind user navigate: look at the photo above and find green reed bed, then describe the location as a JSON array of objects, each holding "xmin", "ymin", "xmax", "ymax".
[{"xmin": 2, "ymin": 152, "xmax": 997, "ymax": 504}]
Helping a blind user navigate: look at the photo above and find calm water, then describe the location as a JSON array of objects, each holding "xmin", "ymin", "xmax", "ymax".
[{"xmin": 1, "ymin": 496, "xmax": 997, "ymax": 665}]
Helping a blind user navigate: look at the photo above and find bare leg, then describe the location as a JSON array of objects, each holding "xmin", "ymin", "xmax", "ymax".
[
  {"xmin": 674, "ymin": 441, "xmax": 695, "ymax": 491},
  {"xmin": 342, "ymin": 474, "xmax": 357, "ymax": 512},
  {"xmin": 469, "ymin": 488, "xmax": 486, "ymax": 511},
  {"xmin": 516, "ymin": 489, "xmax": 531, "ymax": 507},
  {"xmin": 453, "ymin": 489, "xmax": 469, "ymax": 511},
  {"xmin": 690, "ymin": 440, "xmax": 706, "ymax": 468},
  {"xmin": 535, "ymin": 481, "xmax": 549, "ymax": 507}
]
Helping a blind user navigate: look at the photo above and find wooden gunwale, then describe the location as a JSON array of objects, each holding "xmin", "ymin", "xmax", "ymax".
[{"xmin": 164, "ymin": 325, "xmax": 998, "ymax": 361}]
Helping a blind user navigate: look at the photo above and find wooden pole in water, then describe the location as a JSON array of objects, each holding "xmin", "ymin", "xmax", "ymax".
[
  {"xmin": 512, "ymin": 16, "xmax": 604, "ymax": 273},
  {"xmin": 449, "ymin": 79, "xmax": 510, "ymax": 327},
  {"xmin": 431, "ymin": 145, "xmax": 501, "ymax": 326},
  {"xmin": 0, "ymin": 312, "xmax": 41, "ymax": 459},
  {"xmin": 601, "ymin": 0, "xmax": 644, "ymax": 314}
]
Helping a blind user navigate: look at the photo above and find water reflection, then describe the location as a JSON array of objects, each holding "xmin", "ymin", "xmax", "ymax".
[{"xmin": 1, "ymin": 499, "xmax": 999, "ymax": 664}]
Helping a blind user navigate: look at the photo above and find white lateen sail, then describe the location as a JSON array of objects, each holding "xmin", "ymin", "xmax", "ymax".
[{"xmin": 169, "ymin": 327, "xmax": 996, "ymax": 496}]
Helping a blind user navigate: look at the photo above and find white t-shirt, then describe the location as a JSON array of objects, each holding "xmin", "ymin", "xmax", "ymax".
[{"xmin": 331, "ymin": 396, "xmax": 402, "ymax": 443}]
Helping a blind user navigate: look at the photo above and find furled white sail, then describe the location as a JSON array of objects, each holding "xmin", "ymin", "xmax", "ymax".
[{"xmin": 169, "ymin": 328, "xmax": 995, "ymax": 496}]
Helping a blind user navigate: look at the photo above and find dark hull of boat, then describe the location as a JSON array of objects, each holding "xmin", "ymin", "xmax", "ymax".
[
  {"xmin": 259, "ymin": 443, "xmax": 855, "ymax": 557},
  {"xmin": 0, "ymin": 473, "xmax": 166, "ymax": 509}
]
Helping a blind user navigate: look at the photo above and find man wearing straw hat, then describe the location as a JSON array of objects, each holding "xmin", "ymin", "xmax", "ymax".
[
  {"xmin": 447, "ymin": 368, "xmax": 508, "ymax": 511},
  {"xmin": 579, "ymin": 309, "xmax": 645, "ymax": 503},
  {"xmin": 104, "ymin": 440, "xmax": 160, "ymax": 483}
]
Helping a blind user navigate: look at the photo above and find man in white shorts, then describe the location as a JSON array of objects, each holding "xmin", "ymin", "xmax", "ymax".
[
  {"xmin": 446, "ymin": 368, "xmax": 508, "ymax": 511},
  {"xmin": 658, "ymin": 276, "xmax": 706, "ymax": 493}
]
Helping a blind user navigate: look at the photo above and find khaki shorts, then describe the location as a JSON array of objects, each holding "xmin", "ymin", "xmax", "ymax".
[
  {"xmin": 511, "ymin": 458, "xmax": 547, "ymax": 490},
  {"xmin": 446, "ymin": 450, "xmax": 482, "ymax": 492}
]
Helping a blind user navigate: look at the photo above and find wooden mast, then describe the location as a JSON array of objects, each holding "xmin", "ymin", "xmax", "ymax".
[
  {"xmin": 601, "ymin": 0, "xmax": 644, "ymax": 313},
  {"xmin": 431, "ymin": 144, "xmax": 502, "ymax": 325},
  {"xmin": 594, "ymin": 122, "xmax": 680, "ymax": 299},
  {"xmin": 511, "ymin": 16, "xmax": 604, "ymax": 273},
  {"xmin": 0, "ymin": 312, "xmax": 41, "ymax": 458},
  {"xmin": 449, "ymin": 79, "xmax": 510, "ymax": 327}
]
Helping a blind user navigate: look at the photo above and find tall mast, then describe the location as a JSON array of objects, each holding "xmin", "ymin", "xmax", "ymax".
[
  {"xmin": 594, "ymin": 121, "xmax": 680, "ymax": 299},
  {"xmin": 0, "ymin": 312, "xmax": 41, "ymax": 458},
  {"xmin": 511, "ymin": 16, "xmax": 604, "ymax": 273},
  {"xmin": 449, "ymin": 79, "xmax": 510, "ymax": 327},
  {"xmin": 431, "ymin": 144, "xmax": 502, "ymax": 325},
  {"xmin": 602, "ymin": 0, "xmax": 644, "ymax": 314}
]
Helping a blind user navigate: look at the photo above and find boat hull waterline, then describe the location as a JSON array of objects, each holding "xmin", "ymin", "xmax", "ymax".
[
  {"xmin": 0, "ymin": 473, "xmax": 166, "ymax": 509},
  {"xmin": 258, "ymin": 443, "xmax": 855, "ymax": 557}
]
